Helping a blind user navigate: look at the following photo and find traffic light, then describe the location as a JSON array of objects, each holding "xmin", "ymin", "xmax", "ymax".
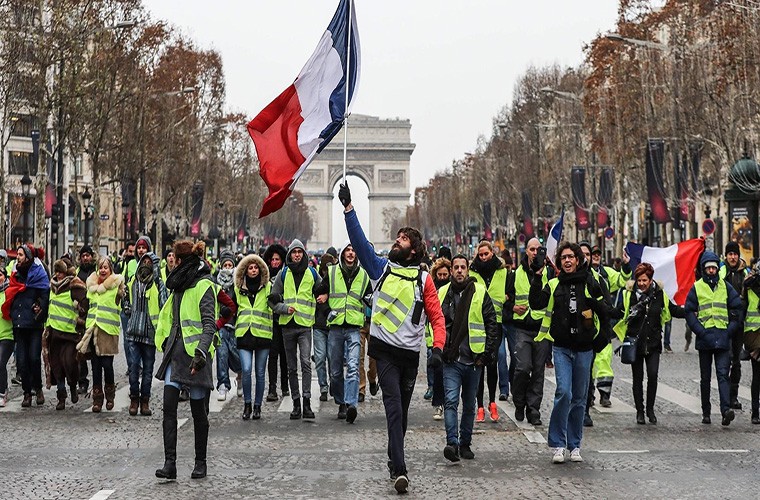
[{"xmin": 51, "ymin": 204, "xmax": 61, "ymax": 235}]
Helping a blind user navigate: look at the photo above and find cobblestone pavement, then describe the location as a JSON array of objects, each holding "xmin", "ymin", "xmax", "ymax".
[{"xmin": 3, "ymin": 320, "xmax": 760, "ymax": 498}]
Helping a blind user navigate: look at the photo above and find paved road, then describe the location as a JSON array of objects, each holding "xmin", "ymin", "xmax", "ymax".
[{"xmin": 2, "ymin": 320, "xmax": 760, "ymax": 498}]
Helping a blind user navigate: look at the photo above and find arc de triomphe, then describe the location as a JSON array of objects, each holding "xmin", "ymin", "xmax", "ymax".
[{"xmin": 297, "ymin": 114, "xmax": 414, "ymax": 251}]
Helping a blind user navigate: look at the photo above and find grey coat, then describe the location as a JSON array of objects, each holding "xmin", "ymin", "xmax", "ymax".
[{"xmin": 155, "ymin": 275, "xmax": 217, "ymax": 389}]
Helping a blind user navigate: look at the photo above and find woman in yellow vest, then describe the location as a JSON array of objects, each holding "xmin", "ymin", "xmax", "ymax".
[
  {"xmin": 233, "ymin": 254, "xmax": 272, "ymax": 420},
  {"xmin": 743, "ymin": 263, "xmax": 760, "ymax": 424},
  {"xmin": 79, "ymin": 256, "xmax": 125, "ymax": 413},
  {"xmin": 155, "ymin": 240, "xmax": 218, "ymax": 481},
  {"xmin": 46, "ymin": 258, "xmax": 88, "ymax": 410},
  {"xmin": 0, "ymin": 269, "xmax": 14, "ymax": 407}
]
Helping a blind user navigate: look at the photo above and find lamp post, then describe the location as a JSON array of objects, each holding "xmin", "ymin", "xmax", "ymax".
[
  {"xmin": 121, "ymin": 200, "xmax": 130, "ymax": 245},
  {"xmin": 21, "ymin": 173, "xmax": 32, "ymax": 243},
  {"xmin": 82, "ymin": 186, "xmax": 93, "ymax": 246},
  {"xmin": 175, "ymin": 212, "xmax": 181, "ymax": 240},
  {"xmin": 150, "ymin": 206, "xmax": 159, "ymax": 244}
]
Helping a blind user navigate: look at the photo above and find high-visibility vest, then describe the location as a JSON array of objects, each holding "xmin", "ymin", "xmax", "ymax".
[
  {"xmin": 437, "ymin": 282, "xmax": 487, "ymax": 353},
  {"xmin": 719, "ymin": 265, "xmax": 749, "ymax": 280},
  {"xmin": 47, "ymin": 289, "xmax": 79, "ymax": 334},
  {"xmin": 155, "ymin": 278, "xmax": 219, "ymax": 357},
  {"xmin": 470, "ymin": 268, "xmax": 507, "ymax": 323},
  {"xmin": 127, "ymin": 276, "xmax": 161, "ymax": 332},
  {"xmin": 513, "ymin": 267, "xmax": 547, "ymax": 322},
  {"xmin": 123, "ymin": 259, "xmax": 137, "ymax": 282},
  {"xmin": 535, "ymin": 278, "xmax": 600, "ymax": 343},
  {"xmin": 279, "ymin": 268, "xmax": 316, "ymax": 327},
  {"xmin": 746, "ymin": 289, "xmax": 760, "ymax": 333},
  {"xmin": 424, "ymin": 322, "xmax": 433, "ymax": 348},
  {"xmin": 612, "ymin": 288, "xmax": 671, "ymax": 341},
  {"xmin": 328, "ymin": 265, "xmax": 369, "ymax": 327},
  {"xmin": 694, "ymin": 279, "xmax": 729, "ymax": 329},
  {"xmin": 372, "ymin": 267, "xmax": 421, "ymax": 333},
  {"xmin": 234, "ymin": 282, "xmax": 273, "ymax": 339},
  {"xmin": 86, "ymin": 285, "xmax": 122, "ymax": 336},
  {"xmin": 0, "ymin": 292, "xmax": 13, "ymax": 341}
]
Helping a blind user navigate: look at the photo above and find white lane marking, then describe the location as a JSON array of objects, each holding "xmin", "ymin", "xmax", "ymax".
[
  {"xmin": 524, "ymin": 431, "xmax": 546, "ymax": 444},
  {"xmin": 597, "ymin": 450, "xmax": 650, "ymax": 454},
  {"xmin": 543, "ymin": 374, "xmax": 636, "ymax": 414},
  {"xmin": 697, "ymin": 449, "xmax": 749, "ymax": 453},
  {"xmin": 619, "ymin": 378, "xmax": 712, "ymax": 415},
  {"xmin": 278, "ymin": 377, "xmax": 322, "ymax": 413},
  {"xmin": 208, "ymin": 378, "xmax": 239, "ymax": 413},
  {"xmin": 88, "ymin": 490, "xmax": 115, "ymax": 500},
  {"xmin": 177, "ymin": 417, "xmax": 188, "ymax": 429},
  {"xmin": 83, "ymin": 381, "xmax": 162, "ymax": 413},
  {"xmin": 496, "ymin": 399, "xmax": 546, "ymax": 444},
  {"xmin": 692, "ymin": 379, "xmax": 752, "ymax": 402}
]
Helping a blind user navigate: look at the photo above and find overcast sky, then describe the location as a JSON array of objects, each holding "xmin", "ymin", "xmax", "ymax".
[{"xmin": 143, "ymin": 1, "xmax": 619, "ymax": 187}]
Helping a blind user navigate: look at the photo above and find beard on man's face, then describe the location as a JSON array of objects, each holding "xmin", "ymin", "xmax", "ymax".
[{"xmin": 389, "ymin": 245, "xmax": 412, "ymax": 264}]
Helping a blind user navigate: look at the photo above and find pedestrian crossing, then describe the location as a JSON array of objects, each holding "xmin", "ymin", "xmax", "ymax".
[
  {"xmin": 276, "ymin": 377, "xmax": 322, "ymax": 413},
  {"xmin": 542, "ymin": 373, "xmax": 636, "ymax": 413}
]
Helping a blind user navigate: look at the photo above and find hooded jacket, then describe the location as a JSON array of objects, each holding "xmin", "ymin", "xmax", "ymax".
[
  {"xmin": 267, "ymin": 240, "xmax": 321, "ymax": 328},
  {"xmin": 135, "ymin": 235, "xmax": 153, "ymax": 253},
  {"xmin": 314, "ymin": 240, "xmax": 370, "ymax": 328},
  {"xmin": 685, "ymin": 251, "xmax": 743, "ymax": 351},
  {"xmin": 234, "ymin": 254, "xmax": 271, "ymax": 350},
  {"xmin": 262, "ymin": 244, "xmax": 287, "ymax": 282}
]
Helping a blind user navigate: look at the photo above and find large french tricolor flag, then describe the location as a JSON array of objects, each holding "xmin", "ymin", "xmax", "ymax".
[
  {"xmin": 624, "ymin": 238, "xmax": 705, "ymax": 305},
  {"xmin": 248, "ymin": 0, "xmax": 360, "ymax": 217}
]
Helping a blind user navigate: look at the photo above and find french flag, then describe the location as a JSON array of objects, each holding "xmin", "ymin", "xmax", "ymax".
[
  {"xmin": 625, "ymin": 238, "xmax": 705, "ymax": 305},
  {"xmin": 248, "ymin": 0, "xmax": 360, "ymax": 218},
  {"xmin": 546, "ymin": 209, "xmax": 565, "ymax": 266}
]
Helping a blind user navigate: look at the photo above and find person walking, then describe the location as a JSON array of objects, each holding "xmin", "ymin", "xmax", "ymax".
[
  {"xmin": 426, "ymin": 257, "xmax": 450, "ymax": 420},
  {"xmin": 79, "ymin": 257, "xmax": 125, "ymax": 413},
  {"xmin": 76, "ymin": 245, "xmax": 96, "ymax": 396},
  {"xmin": 214, "ymin": 251, "xmax": 242, "ymax": 401},
  {"xmin": 263, "ymin": 244, "xmax": 289, "ymax": 401},
  {"xmin": 685, "ymin": 251, "xmax": 743, "ymax": 426},
  {"xmin": 529, "ymin": 242, "xmax": 607, "ymax": 464},
  {"xmin": 0, "ymin": 269, "xmax": 14, "ymax": 407},
  {"xmin": 339, "ymin": 182, "xmax": 445, "ymax": 494},
  {"xmin": 155, "ymin": 240, "xmax": 218, "ymax": 480},
  {"xmin": 313, "ymin": 253, "xmax": 336, "ymax": 403},
  {"xmin": 742, "ymin": 262, "xmax": 760, "ymax": 424},
  {"xmin": 439, "ymin": 254, "xmax": 500, "ymax": 462},
  {"xmin": 720, "ymin": 241, "xmax": 749, "ymax": 410},
  {"xmin": 233, "ymin": 254, "xmax": 272, "ymax": 420}
]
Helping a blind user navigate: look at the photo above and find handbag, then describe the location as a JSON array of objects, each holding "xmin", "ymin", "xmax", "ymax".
[{"xmin": 617, "ymin": 336, "xmax": 638, "ymax": 364}]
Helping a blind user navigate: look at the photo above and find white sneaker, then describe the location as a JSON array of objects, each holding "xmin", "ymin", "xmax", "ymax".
[
  {"xmin": 0, "ymin": 392, "xmax": 6, "ymax": 407},
  {"xmin": 552, "ymin": 447, "xmax": 566, "ymax": 464},
  {"xmin": 217, "ymin": 387, "xmax": 228, "ymax": 401},
  {"xmin": 433, "ymin": 406, "xmax": 443, "ymax": 421},
  {"xmin": 570, "ymin": 448, "xmax": 583, "ymax": 462}
]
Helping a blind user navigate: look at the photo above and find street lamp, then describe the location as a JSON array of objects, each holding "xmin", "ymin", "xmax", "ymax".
[
  {"xmin": 82, "ymin": 186, "xmax": 92, "ymax": 246},
  {"xmin": 21, "ymin": 173, "xmax": 32, "ymax": 243},
  {"xmin": 121, "ymin": 200, "xmax": 130, "ymax": 244},
  {"xmin": 175, "ymin": 212, "xmax": 181, "ymax": 239}
]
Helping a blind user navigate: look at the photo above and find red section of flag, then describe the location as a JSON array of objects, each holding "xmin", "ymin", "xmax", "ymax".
[
  {"xmin": 673, "ymin": 238, "xmax": 705, "ymax": 305},
  {"xmin": 247, "ymin": 84, "xmax": 306, "ymax": 218}
]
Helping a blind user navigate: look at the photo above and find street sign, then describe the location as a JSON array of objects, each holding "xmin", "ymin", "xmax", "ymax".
[
  {"xmin": 604, "ymin": 227, "xmax": 615, "ymax": 240},
  {"xmin": 702, "ymin": 218, "xmax": 715, "ymax": 235},
  {"xmin": 99, "ymin": 214, "xmax": 109, "ymax": 221}
]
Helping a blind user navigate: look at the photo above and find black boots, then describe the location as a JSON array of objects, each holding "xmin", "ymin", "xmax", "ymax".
[
  {"xmin": 636, "ymin": 410, "xmax": 646, "ymax": 425},
  {"xmin": 290, "ymin": 398, "xmax": 302, "ymax": 419},
  {"xmin": 190, "ymin": 398, "xmax": 209, "ymax": 479},
  {"xmin": 302, "ymin": 397, "xmax": 315, "ymax": 419},
  {"xmin": 69, "ymin": 385, "xmax": 79, "ymax": 404},
  {"xmin": 156, "ymin": 386, "xmax": 179, "ymax": 480},
  {"xmin": 646, "ymin": 408, "xmax": 657, "ymax": 424},
  {"xmin": 337, "ymin": 403, "xmax": 347, "ymax": 420},
  {"xmin": 242, "ymin": 402, "xmax": 252, "ymax": 420},
  {"xmin": 56, "ymin": 389, "xmax": 67, "ymax": 410},
  {"xmin": 252, "ymin": 405, "xmax": 261, "ymax": 420}
]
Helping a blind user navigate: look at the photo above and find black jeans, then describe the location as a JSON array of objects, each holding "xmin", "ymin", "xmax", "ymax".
[
  {"xmin": 476, "ymin": 360, "xmax": 498, "ymax": 408},
  {"xmin": 91, "ymin": 355, "xmax": 115, "ymax": 387},
  {"xmin": 631, "ymin": 350, "xmax": 660, "ymax": 411},
  {"xmin": 267, "ymin": 323, "xmax": 289, "ymax": 393},
  {"xmin": 14, "ymin": 327, "xmax": 42, "ymax": 395},
  {"xmin": 511, "ymin": 328, "xmax": 551, "ymax": 415},
  {"xmin": 698, "ymin": 349, "xmax": 731, "ymax": 416},
  {"xmin": 376, "ymin": 357, "xmax": 417, "ymax": 477}
]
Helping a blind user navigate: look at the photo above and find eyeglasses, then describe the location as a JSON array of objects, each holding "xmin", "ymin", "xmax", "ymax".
[{"xmin": 560, "ymin": 254, "xmax": 576, "ymax": 261}]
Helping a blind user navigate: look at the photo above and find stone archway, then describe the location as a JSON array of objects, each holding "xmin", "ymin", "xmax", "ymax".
[{"xmin": 296, "ymin": 114, "xmax": 414, "ymax": 250}]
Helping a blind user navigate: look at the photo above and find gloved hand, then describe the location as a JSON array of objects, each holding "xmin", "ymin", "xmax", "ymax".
[
  {"xmin": 338, "ymin": 182, "xmax": 352, "ymax": 208},
  {"xmin": 428, "ymin": 347, "xmax": 443, "ymax": 369},
  {"xmin": 190, "ymin": 349, "xmax": 207, "ymax": 375}
]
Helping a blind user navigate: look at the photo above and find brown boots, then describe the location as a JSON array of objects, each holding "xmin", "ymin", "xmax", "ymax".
[
  {"xmin": 56, "ymin": 389, "xmax": 67, "ymax": 410},
  {"xmin": 140, "ymin": 397, "xmax": 152, "ymax": 416},
  {"xmin": 129, "ymin": 396, "xmax": 140, "ymax": 416},
  {"xmin": 129, "ymin": 396, "xmax": 152, "ymax": 416},
  {"xmin": 104, "ymin": 384, "xmax": 116, "ymax": 411},
  {"xmin": 92, "ymin": 386, "xmax": 104, "ymax": 413}
]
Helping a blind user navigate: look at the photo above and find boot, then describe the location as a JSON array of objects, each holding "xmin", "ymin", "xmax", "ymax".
[
  {"xmin": 252, "ymin": 405, "xmax": 261, "ymax": 420},
  {"xmin": 35, "ymin": 389, "xmax": 45, "ymax": 406},
  {"xmin": 104, "ymin": 384, "xmax": 116, "ymax": 411},
  {"xmin": 140, "ymin": 397, "xmax": 152, "ymax": 416},
  {"xmin": 646, "ymin": 407, "xmax": 657, "ymax": 424},
  {"xmin": 302, "ymin": 397, "xmax": 315, "ymax": 419},
  {"xmin": 129, "ymin": 396, "xmax": 139, "ymax": 416},
  {"xmin": 69, "ymin": 385, "xmax": 79, "ymax": 404},
  {"xmin": 636, "ymin": 410, "xmax": 645, "ymax": 425},
  {"xmin": 91, "ymin": 386, "xmax": 104, "ymax": 413},
  {"xmin": 56, "ymin": 389, "xmax": 67, "ymax": 411},
  {"xmin": 21, "ymin": 393, "xmax": 32, "ymax": 408},
  {"xmin": 190, "ymin": 398, "xmax": 209, "ymax": 479},
  {"xmin": 242, "ymin": 402, "xmax": 252, "ymax": 420},
  {"xmin": 290, "ymin": 398, "xmax": 302, "ymax": 420},
  {"xmin": 155, "ymin": 386, "xmax": 179, "ymax": 480}
]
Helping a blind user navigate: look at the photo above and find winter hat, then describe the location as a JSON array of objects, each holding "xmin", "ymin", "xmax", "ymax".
[
  {"xmin": 436, "ymin": 246, "xmax": 453, "ymax": 262},
  {"xmin": 0, "ymin": 249, "xmax": 7, "ymax": 260},
  {"xmin": 700, "ymin": 250, "xmax": 720, "ymax": 270},
  {"xmin": 725, "ymin": 241, "xmax": 740, "ymax": 256},
  {"xmin": 79, "ymin": 245, "xmax": 94, "ymax": 257},
  {"xmin": 18, "ymin": 244, "xmax": 34, "ymax": 262},
  {"xmin": 135, "ymin": 235, "xmax": 153, "ymax": 252},
  {"xmin": 591, "ymin": 245, "xmax": 602, "ymax": 255},
  {"xmin": 634, "ymin": 262, "xmax": 654, "ymax": 280},
  {"xmin": 219, "ymin": 250, "xmax": 236, "ymax": 268},
  {"xmin": 326, "ymin": 246, "xmax": 338, "ymax": 259},
  {"xmin": 53, "ymin": 259, "xmax": 69, "ymax": 275},
  {"xmin": 174, "ymin": 239, "xmax": 205, "ymax": 259}
]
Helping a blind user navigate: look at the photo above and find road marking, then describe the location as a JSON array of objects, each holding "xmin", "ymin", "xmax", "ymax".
[
  {"xmin": 495, "ymin": 399, "xmax": 546, "ymax": 444},
  {"xmin": 697, "ymin": 449, "xmax": 749, "ymax": 453},
  {"xmin": 620, "ymin": 378, "xmax": 712, "ymax": 415},
  {"xmin": 88, "ymin": 490, "xmax": 115, "ymax": 500},
  {"xmin": 692, "ymin": 379, "xmax": 752, "ymax": 402},
  {"xmin": 82, "ymin": 383, "xmax": 132, "ymax": 414},
  {"xmin": 278, "ymin": 378, "xmax": 322, "ymax": 413},
  {"xmin": 177, "ymin": 417, "xmax": 188, "ymax": 429},
  {"xmin": 597, "ymin": 450, "xmax": 650, "ymax": 454},
  {"xmin": 543, "ymin": 374, "xmax": 636, "ymax": 414},
  {"xmin": 208, "ymin": 378, "xmax": 240, "ymax": 413}
]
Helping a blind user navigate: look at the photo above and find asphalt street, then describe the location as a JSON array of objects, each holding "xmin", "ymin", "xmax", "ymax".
[{"xmin": 2, "ymin": 319, "xmax": 760, "ymax": 499}]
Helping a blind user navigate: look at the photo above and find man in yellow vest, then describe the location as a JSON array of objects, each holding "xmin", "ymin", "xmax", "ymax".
[
  {"xmin": 268, "ymin": 239, "xmax": 322, "ymax": 420},
  {"xmin": 438, "ymin": 254, "xmax": 500, "ymax": 462},
  {"xmin": 684, "ymin": 251, "xmax": 743, "ymax": 426},
  {"xmin": 339, "ymin": 182, "xmax": 446, "ymax": 494},
  {"xmin": 315, "ymin": 241, "xmax": 370, "ymax": 423}
]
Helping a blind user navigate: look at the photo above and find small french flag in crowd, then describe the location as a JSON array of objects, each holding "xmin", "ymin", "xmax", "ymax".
[
  {"xmin": 248, "ymin": 0, "xmax": 360, "ymax": 217},
  {"xmin": 624, "ymin": 238, "xmax": 705, "ymax": 306},
  {"xmin": 545, "ymin": 209, "xmax": 565, "ymax": 266}
]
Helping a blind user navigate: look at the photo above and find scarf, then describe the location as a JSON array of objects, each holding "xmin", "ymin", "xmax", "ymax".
[
  {"xmin": 442, "ymin": 278, "xmax": 477, "ymax": 361},
  {"xmin": 340, "ymin": 259, "xmax": 360, "ymax": 284},
  {"xmin": 2, "ymin": 263, "xmax": 50, "ymax": 320},
  {"xmin": 433, "ymin": 278, "xmax": 450, "ymax": 290},
  {"xmin": 287, "ymin": 256, "xmax": 308, "ymax": 275},
  {"xmin": 51, "ymin": 276, "xmax": 74, "ymax": 295},
  {"xmin": 470, "ymin": 255, "xmax": 501, "ymax": 283},
  {"xmin": 166, "ymin": 255, "xmax": 203, "ymax": 292},
  {"xmin": 137, "ymin": 263, "xmax": 154, "ymax": 285},
  {"xmin": 217, "ymin": 269, "xmax": 234, "ymax": 290},
  {"xmin": 245, "ymin": 274, "xmax": 262, "ymax": 294}
]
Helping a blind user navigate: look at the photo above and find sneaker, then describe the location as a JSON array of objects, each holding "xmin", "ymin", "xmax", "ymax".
[
  {"xmin": 423, "ymin": 387, "xmax": 433, "ymax": 400},
  {"xmin": 266, "ymin": 391, "xmax": 279, "ymax": 402},
  {"xmin": 552, "ymin": 447, "xmax": 566, "ymax": 464},
  {"xmin": 443, "ymin": 444, "xmax": 460, "ymax": 462},
  {"xmin": 664, "ymin": 345, "xmax": 673, "ymax": 353},
  {"xmin": 11, "ymin": 375, "xmax": 21, "ymax": 386},
  {"xmin": 583, "ymin": 413, "xmax": 594, "ymax": 427},
  {"xmin": 433, "ymin": 406, "xmax": 444, "ymax": 421},
  {"xmin": 515, "ymin": 405, "xmax": 525, "ymax": 422},
  {"xmin": 488, "ymin": 402, "xmax": 499, "ymax": 422},
  {"xmin": 346, "ymin": 405, "xmax": 358, "ymax": 424},
  {"xmin": 0, "ymin": 392, "xmax": 6, "ymax": 407},
  {"xmin": 498, "ymin": 394, "xmax": 508, "ymax": 401},
  {"xmin": 394, "ymin": 474, "xmax": 409, "ymax": 494},
  {"xmin": 459, "ymin": 444, "xmax": 475, "ymax": 460},
  {"xmin": 319, "ymin": 392, "xmax": 328, "ymax": 402},
  {"xmin": 358, "ymin": 393, "xmax": 365, "ymax": 403},
  {"xmin": 217, "ymin": 387, "xmax": 228, "ymax": 401},
  {"xmin": 476, "ymin": 407, "xmax": 485, "ymax": 423},
  {"xmin": 569, "ymin": 448, "xmax": 583, "ymax": 462},
  {"xmin": 599, "ymin": 396, "xmax": 612, "ymax": 408},
  {"xmin": 722, "ymin": 409, "xmax": 735, "ymax": 426},
  {"xmin": 369, "ymin": 382, "xmax": 378, "ymax": 396},
  {"xmin": 337, "ymin": 403, "xmax": 347, "ymax": 420},
  {"xmin": 731, "ymin": 400, "xmax": 743, "ymax": 410}
]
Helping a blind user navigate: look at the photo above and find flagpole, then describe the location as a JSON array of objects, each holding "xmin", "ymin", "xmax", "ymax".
[{"xmin": 342, "ymin": 0, "xmax": 353, "ymax": 184}]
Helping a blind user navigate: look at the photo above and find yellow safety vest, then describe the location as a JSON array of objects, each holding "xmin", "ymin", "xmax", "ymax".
[
  {"xmin": 235, "ymin": 282, "xmax": 273, "ymax": 339},
  {"xmin": 535, "ymin": 278, "xmax": 600, "ymax": 342},
  {"xmin": 437, "ymin": 282, "xmax": 487, "ymax": 353},
  {"xmin": 470, "ymin": 268, "xmax": 507, "ymax": 323},
  {"xmin": 279, "ymin": 268, "xmax": 316, "ymax": 327},
  {"xmin": 328, "ymin": 264, "xmax": 369, "ymax": 327},
  {"xmin": 424, "ymin": 322, "xmax": 433, "ymax": 348},
  {"xmin": 86, "ymin": 286, "xmax": 122, "ymax": 336},
  {"xmin": 0, "ymin": 292, "xmax": 13, "ymax": 341},
  {"xmin": 127, "ymin": 276, "xmax": 161, "ymax": 332},
  {"xmin": 155, "ymin": 279, "xmax": 219, "ymax": 357},
  {"xmin": 47, "ymin": 289, "xmax": 79, "ymax": 334},
  {"xmin": 746, "ymin": 289, "xmax": 760, "ymax": 333},
  {"xmin": 513, "ymin": 267, "xmax": 547, "ymax": 322},
  {"xmin": 612, "ymin": 288, "xmax": 672, "ymax": 341},
  {"xmin": 694, "ymin": 279, "xmax": 729, "ymax": 329},
  {"xmin": 372, "ymin": 267, "xmax": 420, "ymax": 333}
]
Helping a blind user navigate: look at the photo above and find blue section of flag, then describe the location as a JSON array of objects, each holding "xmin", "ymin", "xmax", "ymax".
[
  {"xmin": 550, "ymin": 211, "xmax": 564, "ymax": 241},
  {"xmin": 624, "ymin": 242, "xmax": 645, "ymax": 269}
]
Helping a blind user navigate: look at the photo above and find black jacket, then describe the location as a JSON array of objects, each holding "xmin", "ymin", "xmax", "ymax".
[
  {"xmin": 618, "ymin": 283, "xmax": 685, "ymax": 356},
  {"xmin": 439, "ymin": 280, "xmax": 500, "ymax": 365}
]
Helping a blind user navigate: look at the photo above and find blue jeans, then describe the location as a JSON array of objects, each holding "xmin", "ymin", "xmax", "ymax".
[
  {"xmin": 164, "ymin": 364, "xmax": 206, "ymax": 400},
  {"xmin": 699, "ymin": 348, "xmax": 731, "ymax": 415},
  {"xmin": 312, "ymin": 328, "xmax": 330, "ymax": 393},
  {"xmin": 240, "ymin": 348, "xmax": 270, "ymax": 405},
  {"xmin": 328, "ymin": 326, "xmax": 361, "ymax": 406},
  {"xmin": 14, "ymin": 327, "xmax": 42, "ymax": 394},
  {"xmin": 127, "ymin": 341, "xmax": 156, "ymax": 398},
  {"xmin": 499, "ymin": 324, "xmax": 516, "ymax": 396},
  {"xmin": 216, "ymin": 326, "xmax": 241, "ymax": 390},
  {"xmin": 442, "ymin": 361, "xmax": 481, "ymax": 447},
  {"xmin": 547, "ymin": 346, "xmax": 594, "ymax": 450}
]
